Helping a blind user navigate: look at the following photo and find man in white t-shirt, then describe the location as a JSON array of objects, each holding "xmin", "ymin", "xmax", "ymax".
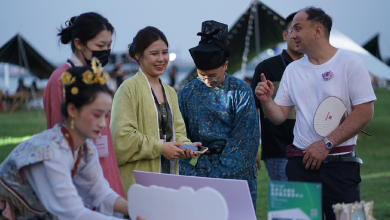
[{"xmin": 255, "ymin": 7, "xmax": 376, "ymax": 220}]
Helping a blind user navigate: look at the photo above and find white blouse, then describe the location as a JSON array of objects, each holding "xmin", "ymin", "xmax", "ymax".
[{"xmin": 22, "ymin": 148, "xmax": 124, "ymax": 220}]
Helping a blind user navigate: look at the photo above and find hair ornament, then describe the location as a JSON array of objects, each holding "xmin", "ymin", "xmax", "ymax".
[
  {"xmin": 71, "ymin": 87, "xmax": 79, "ymax": 95},
  {"xmin": 60, "ymin": 71, "xmax": 75, "ymax": 104},
  {"xmin": 81, "ymin": 70, "xmax": 96, "ymax": 84},
  {"xmin": 65, "ymin": 16, "xmax": 78, "ymax": 27},
  {"xmin": 60, "ymin": 71, "xmax": 76, "ymax": 85},
  {"xmin": 129, "ymin": 37, "xmax": 135, "ymax": 53},
  {"xmin": 82, "ymin": 57, "xmax": 110, "ymax": 85}
]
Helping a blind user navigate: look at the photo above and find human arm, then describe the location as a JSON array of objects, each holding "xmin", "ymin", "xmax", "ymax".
[
  {"xmin": 110, "ymin": 84, "xmax": 164, "ymax": 165},
  {"xmin": 303, "ymin": 101, "xmax": 374, "ymax": 170},
  {"xmin": 22, "ymin": 160, "xmax": 126, "ymax": 220},
  {"xmin": 255, "ymin": 153, "xmax": 261, "ymax": 170},
  {"xmin": 113, "ymin": 197, "xmax": 128, "ymax": 214},
  {"xmin": 73, "ymin": 147, "xmax": 127, "ymax": 216},
  {"xmin": 255, "ymin": 73, "xmax": 293, "ymax": 125}
]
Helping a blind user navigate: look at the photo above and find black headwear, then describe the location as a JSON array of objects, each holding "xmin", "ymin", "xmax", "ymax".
[{"xmin": 189, "ymin": 20, "xmax": 232, "ymax": 71}]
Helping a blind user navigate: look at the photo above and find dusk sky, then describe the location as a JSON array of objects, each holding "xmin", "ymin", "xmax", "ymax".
[{"xmin": 1, "ymin": 0, "xmax": 389, "ymax": 66}]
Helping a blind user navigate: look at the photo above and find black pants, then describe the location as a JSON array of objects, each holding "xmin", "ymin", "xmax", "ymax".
[{"xmin": 286, "ymin": 157, "xmax": 361, "ymax": 220}]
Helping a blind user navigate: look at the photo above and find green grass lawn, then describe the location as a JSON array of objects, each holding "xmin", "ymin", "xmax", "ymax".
[
  {"xmin": 1, "ymin": 89, "xmax": 389, "ymax": 219},
  {"xmin": 0, "ymin": 109, "xmax": 47, "ymax": 162}
]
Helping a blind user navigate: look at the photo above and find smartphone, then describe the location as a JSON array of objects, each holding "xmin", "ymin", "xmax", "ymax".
[
  {"xmin": 178, "ymin": 144, "xmax": 199, "ymax": 151},
  {"xmin": 178, "ymin": 144, "xmax": 208, "ymax": 154}
]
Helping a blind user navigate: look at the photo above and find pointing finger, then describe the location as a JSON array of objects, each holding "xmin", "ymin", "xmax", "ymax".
[{"xmin": 260, "ymin": 73, "xmax": 267, "ymax": 83}]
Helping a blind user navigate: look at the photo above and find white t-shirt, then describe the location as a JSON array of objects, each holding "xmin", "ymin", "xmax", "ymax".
[{"xmin": 274, "ymin": 49, "xmax": 376, "ymax": 150}]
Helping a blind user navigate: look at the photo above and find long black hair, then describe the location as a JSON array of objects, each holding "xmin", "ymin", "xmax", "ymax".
[{"xmin": 58, "ymin": 12, "xmax": 114, "ymax": 52}]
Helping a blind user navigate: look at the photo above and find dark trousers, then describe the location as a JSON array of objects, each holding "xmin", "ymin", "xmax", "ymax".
[{"xmin": 286, "ymin": 157, "xmax": 361, "ymax": 220}]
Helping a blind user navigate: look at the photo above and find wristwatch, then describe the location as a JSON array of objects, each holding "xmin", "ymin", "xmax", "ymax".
[{"xmin": 324, "ymin": 137, "xmax": 334, "ymax": 150}]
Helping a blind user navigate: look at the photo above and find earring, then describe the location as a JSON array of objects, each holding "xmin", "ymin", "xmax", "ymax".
[{"xmin": 70, "ymin": 118, "xmax": 74, "ymax": 129}]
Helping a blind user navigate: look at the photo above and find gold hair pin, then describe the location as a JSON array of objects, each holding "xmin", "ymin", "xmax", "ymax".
[
  {"xmin": 83, "ymin": 57, "xmax": 110, "ymax": 85},
  {"xmin": 59, "ymin": 57, "xmax": 110, "ymax": 97},
  {"xmin": 71, "ymin": 87, "xmax": 79, "ymax": 95},
  {"xmin": 60, "ymin": 72, "xmax": 76, "ymax": 85},
  {"xmin": 65, "ymin": 16, "xmax": 78, "ymax": 27}
]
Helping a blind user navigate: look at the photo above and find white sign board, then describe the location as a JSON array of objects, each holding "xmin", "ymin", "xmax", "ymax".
[
  {"xmin": 128, "ymin": 184, "xmax": 228, "ymax": 220},
  {"xmin": 134, "ymin": 170, "xmax": 256, "ymax": 220}
]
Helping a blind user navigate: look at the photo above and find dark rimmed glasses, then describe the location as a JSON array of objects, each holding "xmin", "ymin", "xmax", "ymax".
[{"xmin": 197, "ymin": 68, "xmax": 225, "ymax": 82}]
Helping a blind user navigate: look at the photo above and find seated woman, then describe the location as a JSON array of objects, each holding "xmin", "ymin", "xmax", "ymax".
[{"xmin": 0, "ymin": 58, "xmax": 142, "ymax": 220}]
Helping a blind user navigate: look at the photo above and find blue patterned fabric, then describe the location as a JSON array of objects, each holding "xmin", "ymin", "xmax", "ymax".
[{"xmin": 178, "ymin": 74, "xmax": 260, "ymax": 208}]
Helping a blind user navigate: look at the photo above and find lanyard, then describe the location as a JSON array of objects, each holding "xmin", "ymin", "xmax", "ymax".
[
  {"xmin": 150, "ymin": 82, "xmax": 170, "ymax": 141},
  {"xmin": 280, "ymin": 53, "xmax": 287, "ymax": 68},
  {"xmin": 280, "ymin": 52, "xmax": 287, "ymax": 68}
]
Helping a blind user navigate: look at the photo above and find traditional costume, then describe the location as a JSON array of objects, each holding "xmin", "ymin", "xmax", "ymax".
[
  {"xmin": 43, "ymin": 53, "xmax": 125, "ymax": 198},
  {"xmin": 178, "ymin": 20, "xmax": 260, "ymax": 208},
  {"xmin": 110, "ymin": 69, "xmax": 192, "ymax": 195},
  {"xmin": 0, "ymin": 63, "xmax": 124, "ymax": 219}
]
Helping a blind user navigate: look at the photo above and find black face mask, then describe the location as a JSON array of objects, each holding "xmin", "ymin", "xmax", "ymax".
[{"xmin": 81, "ymin": 45, "xmax": 111, "ymax": 67}]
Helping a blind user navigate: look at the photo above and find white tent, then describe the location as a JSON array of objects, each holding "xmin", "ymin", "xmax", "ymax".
[{"xmin": 330, "ymin": 28, "xmax": 390, "ymax": 80}]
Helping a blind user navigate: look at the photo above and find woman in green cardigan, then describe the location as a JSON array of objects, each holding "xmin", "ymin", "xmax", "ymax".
[{"xmin": 110, "ymin": 26, "xmax": 200, "ymax": 195}]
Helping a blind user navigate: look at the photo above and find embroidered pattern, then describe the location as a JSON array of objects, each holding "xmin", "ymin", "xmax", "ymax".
[
  {"xmin": 0, "ymin": 124, "xmax": 95, "ymax": 215},
  {"xmin": 178, "ymin": 74, "xmax": 260, "ymax": 208}
]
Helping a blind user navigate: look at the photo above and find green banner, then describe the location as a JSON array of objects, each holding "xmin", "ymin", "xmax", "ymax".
[{"xmin": 268, "ymin": 181, "xmax": 322, "ymax": 220}]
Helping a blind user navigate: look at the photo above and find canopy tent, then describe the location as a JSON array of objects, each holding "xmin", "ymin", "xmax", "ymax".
[
  {"xmin": 362, "ymin": 34, "xmax": 382, "ymax": 61},
  {"xmin": 178, "ymin": 1, "xmax": 286, "ymax": 87},
  {"xmin": 329, "ymin": 29, "xmax": 390, "ymax": 80},
  {"xmin": 178, "ymin": 0, "xmax": 390, "ymax": 87},
  {"xmin": 0, "ymin": 33, "xmax": 56, "ymax": 79}
]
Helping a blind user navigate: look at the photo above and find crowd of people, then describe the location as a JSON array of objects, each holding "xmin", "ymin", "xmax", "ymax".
[{"xmin": 0, "ymin": 6, "xmax": 375, "ymax": 220}]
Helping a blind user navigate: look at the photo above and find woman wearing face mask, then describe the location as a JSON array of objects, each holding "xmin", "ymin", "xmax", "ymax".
[
  {"xmin": 43, "ymin": 12, "xmax": 125, "ymax": 198},
  {"xmin": 110, "ymin": 26, "xmax": 201, "ymax": 194},
  {"xmin": 0, "ymin": 59, "xmax": 144, "ymax": 220}
]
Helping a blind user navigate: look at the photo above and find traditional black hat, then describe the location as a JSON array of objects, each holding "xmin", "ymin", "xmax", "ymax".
[{"xmin": 189, "ymin": 20, "xmax": 232, "ymax": 71}]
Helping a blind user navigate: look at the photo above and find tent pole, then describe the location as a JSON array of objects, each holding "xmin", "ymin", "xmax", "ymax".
[
  {"xmin": 240, "ymin": 3, "xmax": 256, "ymax": 80},
  {"xmin": 18, "ymin": 35, "xmax": 22, "ymax": 77},
  {"xmin": 18, "ymin": 35, "xmax": 30, "ymax": 72},
  {"xmin": 4, "ymin": 63, "xmax": 9, "ymax": 94},
  {"xmin": 17, "ymin": 34, "xmax": 35, "ymax": 112},
  {"xmin": 254, "ymin": 1, "xmax": 260, "ymax": 64}
]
